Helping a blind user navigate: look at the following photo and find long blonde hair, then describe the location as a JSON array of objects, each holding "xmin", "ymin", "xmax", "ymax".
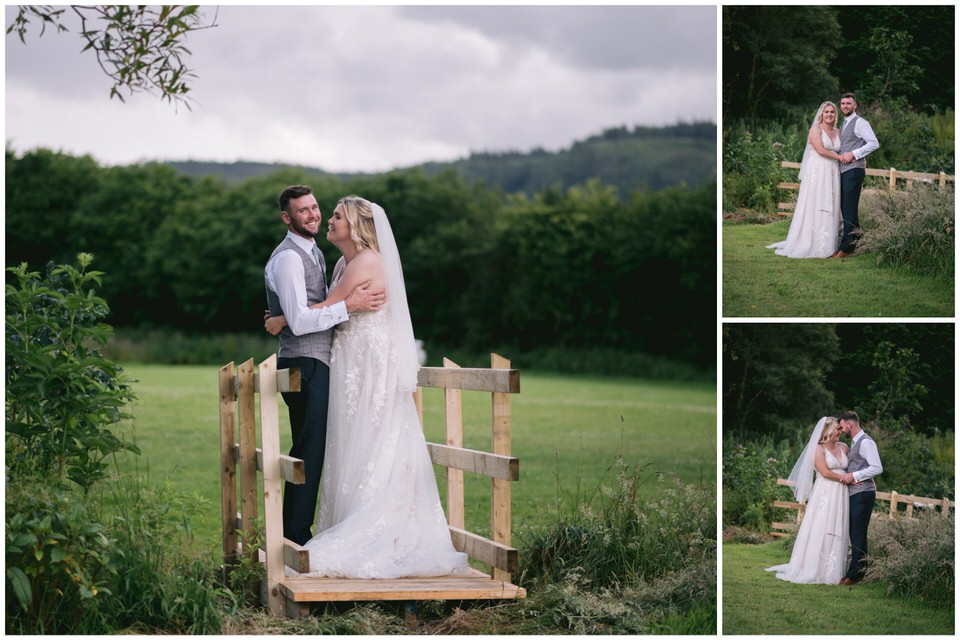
[
  {"xmin": 336, "ymin": 195, "xmax": 379, "ymax": 253},
  {"xmin": 818, "ymin": 417, "xmax": 839, "ymax": 443}
]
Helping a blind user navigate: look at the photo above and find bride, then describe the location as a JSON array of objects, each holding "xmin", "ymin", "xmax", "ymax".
[
  {"xmin": 767, "ymin": 101, "xmax": 843, "ymax": 258},
  {"xmin": 766, "ymin": 416, "xmax": 850, "ymax": 584},
  {"xmin": 268, "ymin": 196, "xmax": 468, "ymax": 578}
]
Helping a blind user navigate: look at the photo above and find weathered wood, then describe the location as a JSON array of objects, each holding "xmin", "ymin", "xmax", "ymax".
[
  {"xmin": 218, "ymin": 362, "xmax": 238, "ymax": 568},
  {"xmin": 232, "ymin": 368, "xmax": 302, "ymax": 396},
  {"xmin": 427, "ymin": 443, "xmax": 518, "ymax": 481},
  {"xmin": 233, "ymin": 445, "xmax": 305, "ymax": 485},
  {"xmin": 490, "ymin": 353, "xmax": 512, "ymax": 583},
  {"xmin": 448, "ymin": 526, "xmax": 518, "ymax": 574},
  {"xmin": 443, "ymin": 358, "xmax": 466, "ymax": 530},
  {"xmin": 258, "ymin": 355, "xmax": 286, "ymax": 616},
  {"xmin": 238, "ymin": 359, "xmax": 258, "ymax": 561},
  {"xmin": 417, "ymin": 366, "xmax": 519, "ymax": 394},
  {"xmin": 280, "ymin": 568, "xmax": 525, "ymax": 602}
]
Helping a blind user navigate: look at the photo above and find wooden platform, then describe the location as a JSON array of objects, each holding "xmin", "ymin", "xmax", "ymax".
[{"xmin": 281, "ymin": 568, "xmax": 526, "ymax": 603}]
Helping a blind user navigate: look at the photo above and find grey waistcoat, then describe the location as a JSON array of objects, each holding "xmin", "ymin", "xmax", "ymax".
[
  {"xmin": 839, "ymin": 115, "xmax": 868, "ymax": 174},
  {"xmin": 847, "ymin": 432, "xmax": 878, "ymax": 496},
  {"xmin": 265, "ymin": 237, "xmax": 333, "ymax": 364}
]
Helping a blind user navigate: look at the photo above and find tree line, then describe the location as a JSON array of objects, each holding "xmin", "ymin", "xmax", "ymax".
[{"xmin": 5, "ymin": 147, "xmax": 716, "ymax": 371}]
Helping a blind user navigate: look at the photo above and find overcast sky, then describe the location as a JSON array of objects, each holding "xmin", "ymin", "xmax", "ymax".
[{"xmin": 4, "ymin": 5, "xmax": 717, "ymax": 173}]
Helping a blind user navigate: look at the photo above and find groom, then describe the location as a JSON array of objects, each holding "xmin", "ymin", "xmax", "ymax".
[
  {"xmin": 832, "ymin": 92, "xmax": 880, "ymax": 258},
  {"xmin": 837, "ymin": 411, "xmax": 883, "ymax": 584},
  {"xmin": 264, "ymin": 184, "xmax": 384, "ymax": 545}
]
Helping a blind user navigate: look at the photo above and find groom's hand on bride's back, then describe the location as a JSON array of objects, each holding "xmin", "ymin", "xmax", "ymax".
[{"xmin": 346, "ymin": 281, "xmax": 386, "ymax": 313}]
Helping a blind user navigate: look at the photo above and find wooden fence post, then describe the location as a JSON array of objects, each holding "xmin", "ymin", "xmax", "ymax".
[
  {"xmin": 237, "ymin": 358, "xmax": 258, "ymax": 561},
  {"xmin": 218, "ymin": 362, "xmax": 238, "ymax": 571},
  {"xmin": 444, "ymin": 358, "xmax": 466, "ymax": 530},
  {"xmin": 258, "ymin": 355, "xmax": 286, "ymax": 616},
  {"xmin": 490, "ymin": 353, "xmax": 512, "ymax": 583}
]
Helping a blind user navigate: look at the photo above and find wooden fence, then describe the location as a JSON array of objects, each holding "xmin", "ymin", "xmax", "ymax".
[
  {"xmin": 777, "ymin": 160, "xmax": 955, "ymax": 214},
  {"xmin": 771, "ymin": 477, "xmax": 955, "ymax": 537},
  {"xmin": 218, "ymin": 353, "xmax": 526, "ymax": 618}
]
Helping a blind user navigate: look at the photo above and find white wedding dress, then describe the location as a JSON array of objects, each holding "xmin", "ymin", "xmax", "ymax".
[
  {"xmin": 767, "ymin": 128, "xmax": 842, "ymax": 258},
  {"xmin": 766, "ymin": 448, "xmax": 850, "ymax": 584},
  {"xmin": 296, "ymin": 295, "xmax": 469, "ymax": 578}
]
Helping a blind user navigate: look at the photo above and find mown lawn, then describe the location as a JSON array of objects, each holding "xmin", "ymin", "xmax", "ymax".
[
  {"xmin": 722, "ymin": 541, "xmax": 954, "ymax": 635},
  {"xmin": 115, "ymin": 363, "xmax": 717, "ymax": 553},
  {"xmin": 722, "ymin": 219, "xmax": 954, "ymax": 317}
]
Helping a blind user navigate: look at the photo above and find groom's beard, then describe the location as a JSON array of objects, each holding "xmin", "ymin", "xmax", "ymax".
[{"xmin": 290, "ymin": 218, "xmax": 319, "ymax": 239}]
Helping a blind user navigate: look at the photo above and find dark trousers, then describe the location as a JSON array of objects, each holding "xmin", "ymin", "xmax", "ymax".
[
  {"xmin": 846, "ymin": 490, "xmax": 875, "ymax": 580},
  {"xmin": 277, "ymin": 356, "xmax": 329, "ymax": 546},
  {"xmin": 839, "ymin": 167, "xmax": 865, "ymax": 252}
]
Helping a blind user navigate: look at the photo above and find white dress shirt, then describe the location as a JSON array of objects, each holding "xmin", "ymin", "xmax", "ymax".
[
  {"xmin": 844, "ymin": 113, "xmax": 880, "ymax": 161},
  {"xmin": 265, "ymin": 231, "xmax": 348, "ymax": 336},
  {"xmin": 851, "ymin": 430, "xmax": 883, "ymax": 483}
]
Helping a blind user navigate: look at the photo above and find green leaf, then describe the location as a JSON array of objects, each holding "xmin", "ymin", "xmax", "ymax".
[{"xmin": 7, "ymin": 567, "xmax": 33, "ymax": 610}]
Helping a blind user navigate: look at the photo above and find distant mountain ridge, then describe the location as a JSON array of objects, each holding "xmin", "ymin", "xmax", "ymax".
[{"xmin": 166, "ymin": 121, "xmax": 716, "ymax": 196}]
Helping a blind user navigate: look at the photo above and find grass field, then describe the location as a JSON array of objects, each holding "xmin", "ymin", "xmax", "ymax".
[
  {"xmin": 115, "ymin": 363, "xmax": 717, "ymax": 554},
  {"xmin": 722, "ymin": 219, "xmax": 955, "ymax": 317},
  {"xmin": 722, "ymin": 541, "xmax": 954, "ymax": 635}
]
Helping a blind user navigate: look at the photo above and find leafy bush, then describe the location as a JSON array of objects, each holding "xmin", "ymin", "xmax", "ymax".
[
  {"xmin": 870, "ymin": 424, "xmax": 955, "ymax": 500},
  {"xmin": 722, "ymin": 438, "xmax": 791, "ymax": 532},
  {"xmin": 865, "ymin": 511, "xmax": 954, "ymax": 605},
  {"xmin": 5, "ymin": 484, "xmax": 116, "ymax": 634},
  {"xmin": 722, "ymin": 127, "xmax": 790, "ymax": 213},
  {"xmin": 858, "ymin": 185, "xmax": 955, "ymax": 276},
  {"xmin": 6, "ymin": 255, "xmax": 139, "ymax": 491}
]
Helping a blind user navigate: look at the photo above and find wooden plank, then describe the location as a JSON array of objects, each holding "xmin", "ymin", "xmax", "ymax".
[
  {"xmin": 427, "ymin": 443, "xmax": 518, "ymax": 481},
  {"xmin": 258, "ymin": 354, "xmax": 286, "ymax": 616},
  {"xmin": 233, "ymin": 445, "xmax": 305, "ymax": 485},
  {"xmin": 490, "ymin": 353, "xmax": 512, "ymax": 583},
  {"xmin": 443, "ymin": 358, "xmax": 466, "ymax": 530},
  {"xmin": 280, "ymin": 568, "xmax": 526, "ymax": 602},
  {"xmin": 448, "ymin": 526, "xmax": 518, "ymax": 574},
  {"xmin": 233, "ymin": 367, "xmax": 302, "ymax": 395},
  {"xmin": 777, "ymin": 182, "xmax": 799, "ymax": 190},
  {"xmin": 238, "ymin": 359, "xmax": 258, "ymax": 561},
  {"xmin": 218, "ymin": 362, "xmax": 238, "ymax": 567},
  {"xmin": 417, "ymin": 366, "xmax": 519, "ymax": 394}
]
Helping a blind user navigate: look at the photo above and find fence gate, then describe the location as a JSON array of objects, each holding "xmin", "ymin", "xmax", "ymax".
[{"xmin": 219, "ymin": 353, "xmax": 526, "ymax": 618}]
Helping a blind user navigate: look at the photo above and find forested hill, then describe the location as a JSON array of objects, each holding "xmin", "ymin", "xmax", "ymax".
[{"xmin": 166, "ymin": 122, "xmax": 716, "ymax": 196}]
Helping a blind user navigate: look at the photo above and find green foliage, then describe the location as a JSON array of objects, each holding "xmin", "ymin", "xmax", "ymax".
[
  {"xmin": 721, "ymin": 438, "xmax": 791, "ymax": 531},
  {"xmin": 857, "ymin": 185, "xmax": 955, "ymax": 276},
  {"xmin": 516, "ymin": 462, "xmax": 716, "ymax": 633},
  {"xmin": 722, "ymin": 128, "xmax": 789, "ymax": 212},
  {"xmin": 870, "ymin": 425, "xmax": 955, "ymax": 500},
  {"xmin": 5, "ymin": 147, "xmax": 717, "ymax": 371},
  {"xmin": 722, "ymin": 324, "xmax": 839, "ymax": 439},
  {"xmin": 865, "ymin": 511, "xmax": 954, "ymax": 606},
  {"xmin": 5, "ymin": 484, "xmax": 115, "ymax": 634},
  {"xmin": 6, "ymin": 5, "xmax": 217, "ymax": 107},
  {"xmin": 5, "ymin": 255, "xmax": 139, "ymax": 490}
]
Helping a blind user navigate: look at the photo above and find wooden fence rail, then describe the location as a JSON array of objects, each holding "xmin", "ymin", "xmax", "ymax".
[
  {"xmin": 771, "ymin": 477, "xmax": 955, "ymax": 537},
  {"xmin": 219, "ymin": 353, "xmax": 526, "ymax": 618},
  {"xmin": 777, "ymin": 160, "xmax": 955, "ymax": 214}
]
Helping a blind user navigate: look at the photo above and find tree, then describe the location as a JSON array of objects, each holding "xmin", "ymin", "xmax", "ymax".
[{"xmin": 6, "ymin": 5, "xmax": 217, "ymax": 108}]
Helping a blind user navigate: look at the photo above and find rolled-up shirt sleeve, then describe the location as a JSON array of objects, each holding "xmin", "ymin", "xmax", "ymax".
[
  {"xmin": 853, "ymin": 118, "xmax": 880, "ymax": 160},
  {"xmin": 852, "ymin": 437, "xmax": 883, "ymax": 483},
  {"xmin": 266, "ymin": 249, "xmax": 347, "ymax": 335}
]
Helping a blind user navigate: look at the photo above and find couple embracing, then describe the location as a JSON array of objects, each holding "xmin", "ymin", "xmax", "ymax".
[
  {"xmin": 263, "ymin": 185, "xmax": 468, "ymax": 578},
  {"xmin": 768, "ymin": 93, "xmax": 880, "ymax": 259},
  {"xmin": 767, "ymin": 412, "xmax": 883, "ymax": 585}
]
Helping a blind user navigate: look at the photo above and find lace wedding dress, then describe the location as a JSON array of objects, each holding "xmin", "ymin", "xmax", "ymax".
[
  {"xmin": 767, "ymin": 128, "xmax": 842, "ymax": 258},
  {"xmin": 766, "ymin": 448, "xmax": 850, "ymax": 584},
  {"xmin": 296, "ymin": 297, "xmax": 469, "ymax": 578}
]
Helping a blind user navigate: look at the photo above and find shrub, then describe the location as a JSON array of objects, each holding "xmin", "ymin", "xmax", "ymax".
[
  {"xmin": 5, "ymin": 255, "xmax": 138, "ymax": 491},
  {"xmin": 722, "ymin": 438, "xmax": 791, "ymax": 531},
  {"xmin": 722, "ymin": 128, "xmax": 790, "ymax": 213},
  {"xmin": 5, "ymin": 483, "xmax": 115, "ymax": 634},
  {"xmin": 857, "ymin": 185, "xmax": 955, "ymax": 276},
  {"xmin": 865, "ymin": 511, "xmax": 954, "ymax": 606}
]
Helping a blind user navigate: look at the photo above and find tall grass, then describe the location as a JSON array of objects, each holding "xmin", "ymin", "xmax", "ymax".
[{"xmin": 857, "ymin": 186, "xmax": 955, "ymax": 276}]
